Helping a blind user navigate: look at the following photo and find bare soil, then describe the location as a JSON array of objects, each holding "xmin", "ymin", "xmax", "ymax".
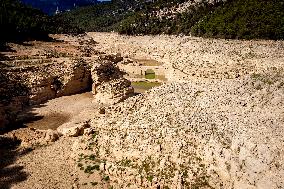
[{"xmin": 18, "ymin": 92, "xmax": 96, "ymax": 131}]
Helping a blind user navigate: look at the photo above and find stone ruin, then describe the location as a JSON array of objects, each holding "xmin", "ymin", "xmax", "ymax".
[{"xmin": 91, "ymin": 56, "xmax": 134, "ymax": 105}]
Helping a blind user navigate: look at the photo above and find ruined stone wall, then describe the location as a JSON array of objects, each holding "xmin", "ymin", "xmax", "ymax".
[
  {"xmin": 119, "ymin": 64, "xmax": 166, "ymax": 77},
  {"xmin": 88, "ymin": 32, "xmax": 284, "ymax": 82},
  {"xmin": 91, "ymin": 59, "xmax": 134, "ymax": 105}
]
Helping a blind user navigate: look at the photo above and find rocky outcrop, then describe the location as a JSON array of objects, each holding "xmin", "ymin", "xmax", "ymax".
[
  {"xmin": 25, "ymin": 59, "xmax": 91, "ymax": 105},
  {"xmin": 57, "ymin": 121, "xmax": 91, "ymax": 137},
  {"xmin": 0, "ymin": 58, "xmax": 91, "ymax": 132},
  {"xmin": 0, "ymin": 71, "xmax": 29, "ymax": 131},
  {"xmin": 2, "ymin": 59, "xmax": 91, "ymax": 104},
  {"xmin": 91, "ymin": 58, "xmax": 134, "ymax": 105},
  {"xmin": 4, "ymin": 128, "xmax": 60, "ymax": 146}
]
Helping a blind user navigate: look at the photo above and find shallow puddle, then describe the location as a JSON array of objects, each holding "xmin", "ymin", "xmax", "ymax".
[{"xmin": 131, "ymin": 81, "xmax": 162, "ymax": 93}]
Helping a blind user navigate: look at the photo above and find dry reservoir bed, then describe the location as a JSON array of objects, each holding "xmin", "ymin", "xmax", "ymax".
[{"xmin": 0, "ymin": 33, "xmax": 283, "ymax": 189}]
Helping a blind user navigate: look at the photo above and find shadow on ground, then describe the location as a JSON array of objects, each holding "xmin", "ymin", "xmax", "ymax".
[
  {"xmin": 0, "ymin": 46, "xmax": 12, "ymax": 62},
  {"xmin": 0, "ymin": 44, "xmax": 15, "ymax": 54},
  {"xmin": 0, "ymin": 136, "xmax": 32, "ymax": 189},
  {"xmin": 1, "ymin": 109, "xmax": 45, "ymax": 135}
]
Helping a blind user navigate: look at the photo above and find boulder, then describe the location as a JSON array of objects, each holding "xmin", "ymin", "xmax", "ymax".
[
  {"xmin": 44, "ymin": 129, "xmax": 60, "ymax": 142},
  {"xmin": 98, "ymin": 107, "xmax": 106, "ymax": 114},
  {"xmin": 83, "ymin": 128, "xmax": 95, "ymax": 136},
  {"xmin": 57, "ymin": 121, "xmax": 90, "ymax": 137},
  {"xmin": 100, "ymin": 53, "xmax": 123, "ymax": 64}
]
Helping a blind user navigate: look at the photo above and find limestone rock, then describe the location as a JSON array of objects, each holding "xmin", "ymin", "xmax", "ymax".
[
  {"xmin": 0, "ymin": 58, "xmax": 91, "ymax": 131},
  {"xmin": 4, "ymin": 128, "xmax": 60, "ymax": 147},
  {"xmin": 44, "ymin": 129, "xmax": 60, "ymax": 142},
  {"xmin": 57, "ymin": 121, "xmax": 90, "ymax": 137}
]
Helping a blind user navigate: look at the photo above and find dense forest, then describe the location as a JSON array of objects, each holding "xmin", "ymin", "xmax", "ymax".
[
  {"xmin": 58, "ymin": 0, "xmax": 284, "ymax": 40},
  {"xmin": 191, "ymin": 0, "xmax": 284, "ymax": 40},
  {"xmin": 57, "ymin": 0, "xmax": 189, "ymax": 32},
  {"xmin": 0, "ymin": 0, "xmax": 82, "ymax": 47}
]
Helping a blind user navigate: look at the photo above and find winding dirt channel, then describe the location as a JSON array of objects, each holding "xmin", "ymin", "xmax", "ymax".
[{"xmin": 19, "ymin": 92, "xmax": 97, "ymax": 131}]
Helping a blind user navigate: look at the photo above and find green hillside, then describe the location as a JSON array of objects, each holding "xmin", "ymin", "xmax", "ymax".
[
  {"xmin": 57, "ymin": 0, "xmax": 189, "ymax": 32},
  {"xmin": 59, "ymin": 0, "xmax": 284, "ymax": 40},
  {"xmin": 1, "ymin": 0, "xmax": 282, "ymax": 41},
  {"xmin": 191, "ymin": 0, "xmax": 284, "ymax": 40},
  {"xmin": 0, "ymin": 0, "xmax": 47, "ymax": 43},
  {"xmin": 115, "ymin": 1, "xmax": 220, "ymax": 35},
  {"xmin": 55, "ymin": 2, "xmax": 126, "ymax": 32}
]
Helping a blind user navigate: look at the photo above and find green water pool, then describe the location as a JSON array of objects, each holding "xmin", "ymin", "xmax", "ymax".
[{"xmin": 131, "ymin": 81, "xmax": 162, "ymax": 93}]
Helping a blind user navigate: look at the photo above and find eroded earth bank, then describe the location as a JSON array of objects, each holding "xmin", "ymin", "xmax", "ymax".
[{"xmin": 0, "ymin": 33, "xmax": 283, "ymax": 189}]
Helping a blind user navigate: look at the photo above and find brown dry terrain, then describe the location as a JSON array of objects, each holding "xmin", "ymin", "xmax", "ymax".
[{"xmin": 0, "ymin": 33, "xmax": 283, "ymax": 189}]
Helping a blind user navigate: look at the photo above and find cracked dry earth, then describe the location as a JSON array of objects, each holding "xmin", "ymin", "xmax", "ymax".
[{"xmin": 1, "ymin": 33, "xmax": 284, "ymax": 189}]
